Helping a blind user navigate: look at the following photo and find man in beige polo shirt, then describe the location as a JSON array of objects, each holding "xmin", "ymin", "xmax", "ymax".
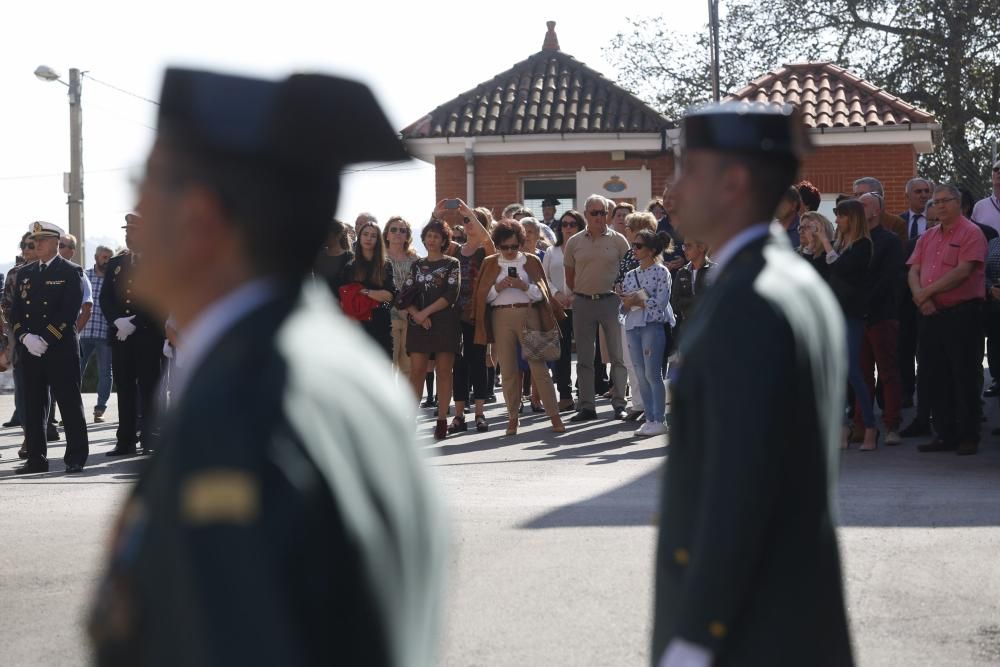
[{"xmin": 564, "ymin": 194, "xmax": 630, "ymax": 420}]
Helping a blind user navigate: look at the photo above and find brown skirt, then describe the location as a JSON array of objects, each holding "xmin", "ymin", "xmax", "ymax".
[{"xmin": 405, "ymin": 306, "xmax": 462, "ymax": 354}]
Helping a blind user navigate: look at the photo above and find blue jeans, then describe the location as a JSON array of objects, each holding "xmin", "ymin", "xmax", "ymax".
[
  {"xmin": 80, "ymin": 337, "xmax": 113, "ymax": 411},
  {"xmin": 626, "ymin": 324, "xmax": 668, "ymax": 423},
  {"xmin": 846, "ymin": 318, "xmax": 875, "ymax": 428}
]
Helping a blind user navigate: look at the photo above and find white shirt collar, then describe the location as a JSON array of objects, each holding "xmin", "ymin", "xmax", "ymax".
[
  {"xmin": 39, "ymin": 255, "xmax": 57, "ymax": 270},
  {"xmin": 709, "ymin": 223, "xmax": 772, "ymax": 278},
  {"xmin": 170, "ymin": 278, "xmax": 278, "ymax": 401}
]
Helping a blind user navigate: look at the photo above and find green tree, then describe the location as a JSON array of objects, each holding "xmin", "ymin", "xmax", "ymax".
[{"xmin": 605, "ymin": 0, "xmax": 1000, "ymax": 195}]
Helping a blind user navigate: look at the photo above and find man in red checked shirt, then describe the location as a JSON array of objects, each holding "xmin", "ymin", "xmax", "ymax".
[{"xmin": 907, "ymin": 183, "xmax": 987, "ymax": 455}]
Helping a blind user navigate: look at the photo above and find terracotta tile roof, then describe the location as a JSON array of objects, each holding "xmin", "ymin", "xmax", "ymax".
[
  {"xmin": 727, "ymin": 62, "xmax": 936, "ymax": 128},
  {"xmin": 401, "ymin": 22, "xmax": 672, "ymax": 139}
]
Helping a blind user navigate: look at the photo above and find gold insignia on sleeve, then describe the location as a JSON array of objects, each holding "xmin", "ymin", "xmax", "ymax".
[
  {"xmin": 13, "ymin": 323, "xmax": 21, "ymax": 333},
  {"xmin": 47, "ymin": 324, "xmax": 63, "ymax": 340},
  {"xmin": 181, "ymin": 470, "xmax": 259, "ymax": 525}
]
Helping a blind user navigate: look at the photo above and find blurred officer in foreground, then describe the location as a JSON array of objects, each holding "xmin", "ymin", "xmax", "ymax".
[
  {"xmin": 101, "ymin": 213, "xmax": 165, "ymax": 456},
  {"xmin": 10, "ymin": 221, "xmax": 89, "ymax": 474},
  {"xmin": 651, "ymin": 104, "xmax": 854, "ymax": 666},
  {"xmin": 88, "ymin": 68, "xmax": 446, "ymax": 666}
]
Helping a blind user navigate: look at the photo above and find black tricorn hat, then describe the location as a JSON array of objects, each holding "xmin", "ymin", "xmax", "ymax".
[
  {"xmin": 156, "ymin": 68, "xmax": 409, "ymax": 173},
  {"xmin": 541, "ymin": 197, "xmax": 561, "ymax": 207},
  {"xmin": 681, "ymin": 102, "xmax": 811, "ymax": 163}
]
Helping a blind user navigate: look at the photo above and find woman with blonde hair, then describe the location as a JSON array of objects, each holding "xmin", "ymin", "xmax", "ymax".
[
  {"xmin": 816, "ymin": 199, "xmax": 878, "ymax": 450},
  {"xmin": 384, "ymin": 216, "xmax": 418, "ymax": 376}
]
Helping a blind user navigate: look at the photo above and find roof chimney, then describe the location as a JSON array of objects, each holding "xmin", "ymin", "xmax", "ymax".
[{"xmin": 542, "ymin": 21, "xmax": 560, "ymax": 51}]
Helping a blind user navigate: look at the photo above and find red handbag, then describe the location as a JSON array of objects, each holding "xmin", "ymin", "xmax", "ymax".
[{"xmin": 338, "ymin": 283, "xmax": 379, "ymax": 322}]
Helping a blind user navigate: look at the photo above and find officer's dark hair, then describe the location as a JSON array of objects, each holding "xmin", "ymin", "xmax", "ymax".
[
  {"xmin": 421, "ymin": 219, "xmax": 453, "ymax": 252},
  {"xmin": 157, "ymin": 135, "xmax": 337, "ymax": 283},
  {"xmin": 718, "ymin": 154, "xmax": 800, "ymax": 223}
]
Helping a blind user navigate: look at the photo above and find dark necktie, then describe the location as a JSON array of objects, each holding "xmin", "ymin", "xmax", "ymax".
[{"xmin": 909, "ymin": 214, "xmax": 921, "ymax": 239}]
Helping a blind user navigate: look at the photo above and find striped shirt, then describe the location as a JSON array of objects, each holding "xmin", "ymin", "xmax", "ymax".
[{"xmin": 80, "ymin": 268, "xmax": 109, "ymax": 340}]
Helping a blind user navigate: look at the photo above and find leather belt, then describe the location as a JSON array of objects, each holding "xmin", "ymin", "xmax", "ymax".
[
  {"xmin": 574, "ymin": 292, "xmax": 615, "ymax": 300},
  {"xmin": 493, "ymin": 302, "xmax": 531, "ymax": 309}
]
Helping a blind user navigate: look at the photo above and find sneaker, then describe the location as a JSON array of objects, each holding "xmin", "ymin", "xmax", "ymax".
[
  {"xmin": 885, "ymin": 430, "xmax": 902, "ymax": 446},
  {"xmin": 643, "ymin": 421, "xmax": 668, "ymax": 436},
  {"xmin": 633, "ymin": 422, "xmax": 652, "ymax": 437}
]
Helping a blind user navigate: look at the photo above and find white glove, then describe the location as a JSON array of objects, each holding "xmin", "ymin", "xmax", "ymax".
[
  {"xmin": 658, "ymin": 640, "xmax": 713, "ymax": 667},
  {"xmin": 22, "ymin": 334, "xmax": 49, "ymax": 357},
  {"xmin": 162, "ymin": 339, "xmax": 174, "ymax": 359},
  {"xmin": 114, "ymin": 316, "xmax": 137, "ymax": 341}
]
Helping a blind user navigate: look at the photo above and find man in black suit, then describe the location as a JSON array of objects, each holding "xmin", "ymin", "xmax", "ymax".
[
  {"xmin": 651, "ymin": 104, "xmax": 853, "ymax": 666},
  {"xmin": 100, "ymin": 213, "xmax": 164, "ymax": 456},
  {"xmin": 88, "ymin": 68, "xmax": 445, "ymax": 666},
  {"xmin": 900, "ymin": 177, "xmax": 933, "ymax": 240},
  {"xmin": 9, "ymin": 220, "xmax": 89, "ymax": 474}
]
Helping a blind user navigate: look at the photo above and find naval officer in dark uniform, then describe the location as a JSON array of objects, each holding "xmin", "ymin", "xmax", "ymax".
[
  {"xmin": 10, "ymin": 220, "xmax": 90, "ymax": 474},
  {"xmin": 651, "ymin": 104, "xmax": 854, "ymax": 666},
  {"xmin": 101, "ymin": 213, "xmax": 165, "ymax": 456},
  {"xmin": 87, "ymin": 68, "xmax": 446, "ymax": 666}
]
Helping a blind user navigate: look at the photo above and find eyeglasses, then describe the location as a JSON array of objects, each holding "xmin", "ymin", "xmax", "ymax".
[
  {"xmin": 561, "ymin": 221, "xmax": 578, "ymax": 228},
  {"xmin": 585, "ymin": 210, "xmax": 607, "ymax": 217},
  {"xmin": 993, "ymin": 166, "xmax": 1000, "ymax": 173},
  {"xmin": 387, "ymin": 227, "xmax": 407, "ymax": 234},
  {"xmin": 930, "ymin": 197, "xmax": 958, "ymax": 206},
  {"xmin": 632, "ymin": 243, "xmax": 646, "ymax": 250},
  {"xmin": 911, "ymin": 188, "xmax": 931, "ymax": 194},
  {"xmin": 58, "ymin": 243, "xmax": 75, "ymax": 249},
  {"xmin": 499, "ymin": 244, "xmax": 520, "ymax": 251},
  {"xmin": 21, "ymin": 243, "xmax": 35, "ymax": 250}
]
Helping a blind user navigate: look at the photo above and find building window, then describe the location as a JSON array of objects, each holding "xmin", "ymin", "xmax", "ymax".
[{"xmin": 522, "ymin": 178, "xmax": 576, "ymax": 222}]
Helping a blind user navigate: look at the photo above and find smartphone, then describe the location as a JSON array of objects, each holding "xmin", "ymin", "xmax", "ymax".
[
  {"xmin": 445, "ymin": 199, "xmax": 461, "ymax": 210},
  {"xmin": 507, "ymin": 267, "xmax": 518, "ymax": 278}
]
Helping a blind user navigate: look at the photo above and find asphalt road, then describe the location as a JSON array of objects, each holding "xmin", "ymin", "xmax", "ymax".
[{"xmin": 1, "ymin": 391, "xmax": 999, "ymax": 666}]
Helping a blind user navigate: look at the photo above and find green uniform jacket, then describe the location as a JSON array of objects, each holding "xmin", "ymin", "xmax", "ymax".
[
  {"xmin": 652, "ymin": 229, "xmax": 854, "ymax": 666},
  {"xmin": 90, "ymin": 284, "xmax": 446, "ymax": 667}
]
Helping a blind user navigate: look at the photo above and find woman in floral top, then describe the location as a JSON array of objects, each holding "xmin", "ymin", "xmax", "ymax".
[
  {"xmin": 620, "ymin": 229, "xmax": 676, "ymax": 437},
  {"xmin": 397, "ymin": 219, "xmax": 461, "ymax": 440}
]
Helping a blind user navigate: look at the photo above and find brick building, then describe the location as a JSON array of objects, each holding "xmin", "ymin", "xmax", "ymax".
[
  {"xmin": 401, "ymin": 22, "xmax": 674, "ymax": 221},
  {"xmin": 727, "ymin": 62, "xmax": 939, "ymax": 215},
  {"xmin": 402, "ymin": 24, "xmax": 939, "ymax": 222}
]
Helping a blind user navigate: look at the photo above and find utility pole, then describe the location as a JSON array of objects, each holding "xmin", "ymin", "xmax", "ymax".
[
  {"xmin": 68, "ymin": 68, "xmax": 85, "ymax": 261},
  {"xmin": 708, "ymin": 0, "xmax": 721, "ymax": 102}
]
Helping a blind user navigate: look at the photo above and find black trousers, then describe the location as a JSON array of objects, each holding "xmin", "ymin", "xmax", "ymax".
[
  {"xmin": 985, "ymin": 306, "xmax": 1000, "ymax": 382},
  {"xmin": 21, "ymin": 337, "xmax": 88, "ymax": 466},
  {"xmin": 898, "ymin": 299, "xmax": 919, "ymax": 401},
  {"xmin": 920, "ymin": 301, "xmax": 983, "ymax": 445},
  {"xmin": 453, "ymin": 321, "xmax": 489, "ymax": 402},
  {"xmin": 112, "ymin": 331, "xmax": 164, "ymax": 448},
  {"xmin": 554, "ymin": 310, "xmax": 574, "ymax": 401}
]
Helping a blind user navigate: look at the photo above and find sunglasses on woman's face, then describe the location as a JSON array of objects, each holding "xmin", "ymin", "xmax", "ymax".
[
  {"xmin": 388, "ymin": 227, "xmax": 407, "ymax": 234},
  {"xmin": 21, "ymin": 243, "xmax": 35, "ymax": 251},
  {"xmin": 632, "ymin": 242, "xmax": 646, "ymax": 250},
  {"xmin": 499, "ymin": 244, "xmax": 520, "ymax": 251}
]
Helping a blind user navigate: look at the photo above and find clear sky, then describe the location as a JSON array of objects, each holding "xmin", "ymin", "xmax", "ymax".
[{"xmin": 0, "ymin": 1, "xmax": 708, "ymax": 270}]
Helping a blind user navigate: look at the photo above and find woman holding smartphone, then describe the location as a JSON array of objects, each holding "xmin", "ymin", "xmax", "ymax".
[
  {"xmin": 620, "ymin": 230, "xmax": 675, "ymax": 437},
  {"xmin": 473, "ymin": 219, "xmax": 565, "ymax": 436}
]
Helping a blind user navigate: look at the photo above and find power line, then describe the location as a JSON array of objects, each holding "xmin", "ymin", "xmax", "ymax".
[{"xmin": 84, "ymin": 74, "xmax": 160, "ymax": 106}]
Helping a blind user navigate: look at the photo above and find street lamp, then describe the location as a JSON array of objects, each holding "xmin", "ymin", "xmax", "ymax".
[{"xmin": 35, "ymin": 65, "xmax": 85, "ymax": 260}]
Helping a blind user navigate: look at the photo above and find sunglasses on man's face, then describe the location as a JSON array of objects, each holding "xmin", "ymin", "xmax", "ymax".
[
  {"xmin": 58, "ymin": 243, "xmax": 74, "ymax": 249},
  {"xmin": 499, "ymin": 244, "xmax": 520, "ymax": 251},
  {"xmin": 585, "ymin": 210, "xmax": 607, "ymax": 217}
]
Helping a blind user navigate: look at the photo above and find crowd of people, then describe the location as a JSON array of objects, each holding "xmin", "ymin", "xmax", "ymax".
[
  {"xmin": 317, "ymin": 194, "xmax": 700, "ymax": 441},
  {"xmin": 318, "ymin": 156, "xmax": 1000, "ymax": 453}
]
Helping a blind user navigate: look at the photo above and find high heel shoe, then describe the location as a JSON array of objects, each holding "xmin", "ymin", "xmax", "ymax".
[
  {"xmin": 530, "ymin": 400, "xmax": 545, "ymax": 413},
  {"xmin": 434, "ymin": 419, "xmax": 448, "ymax": 441},
  {"xmin": 506, "ymin": 419, "xmax": 519, "ymax": 436},
  {"xmin": 859, "ymin": 429, "xmax": 880, "ymax": 452}
]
